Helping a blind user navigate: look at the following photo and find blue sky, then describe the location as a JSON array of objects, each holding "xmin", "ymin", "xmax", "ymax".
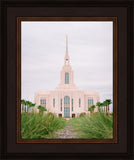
[{"xmin": 21, "ymin": 21, "xmax": 113, "ymax": 112}]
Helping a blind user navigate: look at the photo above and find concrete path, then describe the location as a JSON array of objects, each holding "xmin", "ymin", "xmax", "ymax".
[{"xmin": 53, "ymin": 123, "xmax": 78, "ymax": 139}]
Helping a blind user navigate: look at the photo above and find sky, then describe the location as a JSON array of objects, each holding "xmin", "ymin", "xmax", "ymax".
[{"xmin": 21, "ymin": 21, "xmax": 113, "ymax": 112}]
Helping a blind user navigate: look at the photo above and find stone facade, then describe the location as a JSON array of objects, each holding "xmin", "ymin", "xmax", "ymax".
[{"xmin": 34, "ymin": 36, "xmax": 100, "ymax": 118}]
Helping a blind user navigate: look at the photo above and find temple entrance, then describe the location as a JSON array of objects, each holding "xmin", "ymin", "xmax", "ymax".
[
  {"xmin": 64, "ymin": 96, "xmax": 70, "ymax": 118},
  {"xmin": 59, "ymin": 114, "xmax": 62, "ymax": 117},
  {"xmin": 72, "ymin": 114, "xmax": 75, "ymax": 118}
]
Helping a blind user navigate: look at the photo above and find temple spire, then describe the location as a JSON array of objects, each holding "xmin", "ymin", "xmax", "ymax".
[
  {"xmin": 64, "ymin": 35, "xmax": 70, "ymax": 65},
  {"xmin": 66, "ymin": 35, "xmax": 68, "ymax": 53}
]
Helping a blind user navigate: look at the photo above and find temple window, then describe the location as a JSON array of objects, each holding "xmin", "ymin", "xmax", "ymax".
[
  {"xmin": 90, "ymin": 99, "xmax": 93, "ymax": 105},
  {"xmin": 53, "ymin": 99, "xmax": 55, "ymax": 107},
  {"xmin": 64, "ymin": 96, "xmax": 70, "ymax": 104},
  {"xmin": 65, "ymin": 72, "xmax": 69, "ymax": 84},
  {"xmin": 88, "ymin": 99, "xmax": 93, "ymax": 109},
  {"xmin": 79, "ymin": 99, "xmax": 81, "ymax": 107},
  {"xmin": 61, "ymin": 99, "xmax": 62, "ymax": 106},
  {"xmin": 72, "ymin": 99, "xmax": 73, "ymax": 107},
  {"xmin": 88, "ymin": 99, "xmax": 90, "ymax": 109},
  {"xmin": 40, "ymin": 99, "xmax": 46, "ymax": 105},
  {"xmin": 72, "ymin": 99, "xmax": 73, "ymax": 111}
]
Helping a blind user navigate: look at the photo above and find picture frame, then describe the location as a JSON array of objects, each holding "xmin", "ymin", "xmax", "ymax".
[
  {"xmin": 1, "ymin": 0, "xmax": 133, "ymax": 159},
  {"xmin": 17, "ymin": 16, "xmax": 117, "ymax": 144}
]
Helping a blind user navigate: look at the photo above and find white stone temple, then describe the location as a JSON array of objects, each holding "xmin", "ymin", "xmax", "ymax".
[{"xmin": 34, "ymin": 36, "xmax": 100, "ymax": 118}]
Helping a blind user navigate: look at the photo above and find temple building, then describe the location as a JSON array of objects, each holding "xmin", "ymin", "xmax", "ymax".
[{"xmin": 34, "ymin": 36, "xmax": 100, "ymax": 118}]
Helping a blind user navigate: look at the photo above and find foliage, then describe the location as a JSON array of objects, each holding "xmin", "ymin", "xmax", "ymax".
[
  {"xmin": 21, "ymin": 99, "xmax": 36, "ymax": 112},
  {"xmin": 96, "ymin": 102, "xmax": 101, "ymax": 112},
  {"xmin": 96, "ymin": 102, "xmax": 101, "ymax": 107},
  {"xmin": 38, "ymin": 105, "xmax": 47, "ymax": 113},
  {"xmin": 21, "ymin": 112, "xmax": 66, "ymax": 139},
  {"xmin": 96, "ymin": 99, "xmax": 112, "ymax": 114},
  {"xmin": 79, "ymin": 112, "xmax": 86, "ymax": 117},
  {"xmin": 69, "ymin": 112, "xmax": 113, "ymax": 139},
  {"xmin": 88, "ymin": 105, "xmax": 95, "ymax": 113}
]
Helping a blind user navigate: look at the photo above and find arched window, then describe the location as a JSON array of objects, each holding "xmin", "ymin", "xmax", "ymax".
[
  {"xmin": 79, "ymin": 99, "xmax": 81, "ymax": 107},
  {"xmin": 53, "ymin": 99, "xmax": 55, "ymax": 107},
  {"xmin": 65, "ymin": 72, "xmax": 69, "ymax": 84},
  {"xmin": 64, "ymin": 96, "xmax": 70, "ymax": 104},
  {"xmin": 60, "ymin": 99, "xmax": 62, "ymax": 111},
  {"xmin": 72, "ymin": 99, "xmax": 73, "ymax": 111},
  {"xmin": 88, "ymin": 99, "xmax": 90, "ymax": 109},
  {"xmin": 64, "ymin": 96, "xmax": 70, "ymax": 118}
]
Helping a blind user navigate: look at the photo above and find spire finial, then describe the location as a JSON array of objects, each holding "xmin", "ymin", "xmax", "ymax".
[
  {"xmin": 64, "ymin": 35, "xmax": 70, "ymax": 65},
  {"xmin": 66, "ymin": 35, "xmax": 68, "ymax": 53}
]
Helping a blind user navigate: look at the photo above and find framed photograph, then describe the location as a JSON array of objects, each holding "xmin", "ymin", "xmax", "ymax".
[
  {"xmin": 17, "ymin": 17, "xmax": 117, "ymax": 144},
  {"xmin": 1, "ymin": 0, "xmax": 133, "ymax": 159}
]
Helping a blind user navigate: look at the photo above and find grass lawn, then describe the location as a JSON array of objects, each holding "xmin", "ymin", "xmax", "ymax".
[
  {"xmin": 21, "ymin": 112, "xmax": 67, "ymax": 139},
  {"xmin": 69, "ymin": 112, "xmax": 113, "ymax": 139},
  {"xmin": 21, "ymin": 112, "xmax": 113, "ymax": 139}
]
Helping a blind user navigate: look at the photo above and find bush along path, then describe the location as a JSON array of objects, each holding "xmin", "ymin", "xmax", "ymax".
[
  {"xmin": 52, "ymin": 121, "xmax": 79, "ymax": 139},
  {"xmin": 21, "ymin": 112, "xmax": 67, "ymax": 139}
]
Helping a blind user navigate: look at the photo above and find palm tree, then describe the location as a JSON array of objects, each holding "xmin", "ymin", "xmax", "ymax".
[
  {"xmin": 100, "ymin": 103, "xmax": 104, "ymax": 112},
  {"xmin": 88, "ymin": 105, "xmax": 95, "ymax": 113},
  {"xmin": 21, "ymin": 99, "xmax": 27, "ymax": 112},
  {"xmin": 30, "ymin": 103, "xmax": 36, "ymax": 112},
  {"xmin": 92, "ymin": 105, "xmax": 95, "ymax": 113},
  {"xmin": 103, "ymin": 100, "xmax": 108, "ymax": 113},
  {"xmin": 96, "ymin": 102, "xmax": 101, "ymax": 112},
  {"xmin": 26, "ymin": 101, "xmax": 32, "ymax": 113},
  {"xmin": 28, "ymin": 101, "xmax": 33, "ymax": 112},
  {"xmin": 21, "ymin": 99, "xmax": 25, "ymax": 112},
  {"xmin": 38, "ymin": 105, "xmax": 47, "ymax": 113},
  {"xmin": 88, "ymin": 107, "xmax": 93, "ymax": 113},
  {"xmin": 106, "ymin": 99, "xmax": 112, "ymax": 115},
  {"xmin": 24, "ymin": 100, "xmax": 27, "ymax": 112}
]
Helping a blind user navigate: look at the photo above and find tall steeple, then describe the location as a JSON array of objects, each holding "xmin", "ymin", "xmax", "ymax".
[
  {"xmin": 64, "ymin": 35, "xmax": 70, "ymax": 65},
  {"xmin": 66, "ymin": 35, "xmax": 68, "ymax": 53},
  {"xmin": 55, "ymin": 35, "xmax": 79, "ymax": 90}
]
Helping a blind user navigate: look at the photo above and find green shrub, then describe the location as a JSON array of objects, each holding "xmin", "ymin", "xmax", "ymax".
[
  {"xmin": 38, "ymin": 105, "xmax": 47, "ymax": 113},
  {"xmin": 79, "ymin": 112, "xmax": 86, "ymax": 117},
  {"xmin": 70, "ymin": 112, "xmax": 113, "ymax": 139},
  {"xmin": 21, "ymin": 112, "xmax": 66, "ymax": 139}
]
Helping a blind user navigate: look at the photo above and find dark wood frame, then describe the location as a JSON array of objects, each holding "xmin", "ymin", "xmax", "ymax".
[
  {"xmin": 17, "ymin": 17, "xmax": 118, "ymax": 144},
  {"xmin": 1, "ymin": 0, "xmax": 133, "ymax": 159}
]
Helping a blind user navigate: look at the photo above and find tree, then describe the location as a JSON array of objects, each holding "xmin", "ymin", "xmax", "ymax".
[
  {"xmin": 21, "ymin": 99, "xmax": 25, "ymax": 112},
  {"xmin": 25, "ymin": 101, "xmax": 30, "ymax": 112},
  {"xmin": 103, "ymin": 100, "xmax": 108, "ymax": 113},
  {"xmin": 21, "ymin": 99, "xmax": 28, "ymax": 112},
  {"xmin": 88, "ymin": 105, "xmax": 95, "ymax": 113},
  {"xmin": 38, "ymin": 105, "xmax": 47, "ymax": 113},
  {"xmin": 30, "ymin": 103, "xmax": 36, "ymax": 112},
  {"xmin": 31, "ymin": 103, "xmax": 36, "ymax": 107},
  {"xmin": 26, "ymin": 101, "xmax": 34, "ymax": 112},
  {"xmin": 96, "ymin": 102, "xmax": 101, "ymax": 112},
  {"xmin": 24, "ymin": 100, "xmax": 27, "ymax": 112},
  {"xmin": 100, "ymin": 103, "xmax": 104, "ymax": 112},
  {"xmin": 91, "ymin": 105, "xmax": 95, "ymax": 113},
  {"xmin": 105, "ymin": 99, "xmax": 112, "ymax": 115}
]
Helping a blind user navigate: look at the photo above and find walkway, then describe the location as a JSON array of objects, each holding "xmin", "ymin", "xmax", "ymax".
[{"xmin": 53, "ymin": 122, "xmax": 78, "ymax": 139}]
